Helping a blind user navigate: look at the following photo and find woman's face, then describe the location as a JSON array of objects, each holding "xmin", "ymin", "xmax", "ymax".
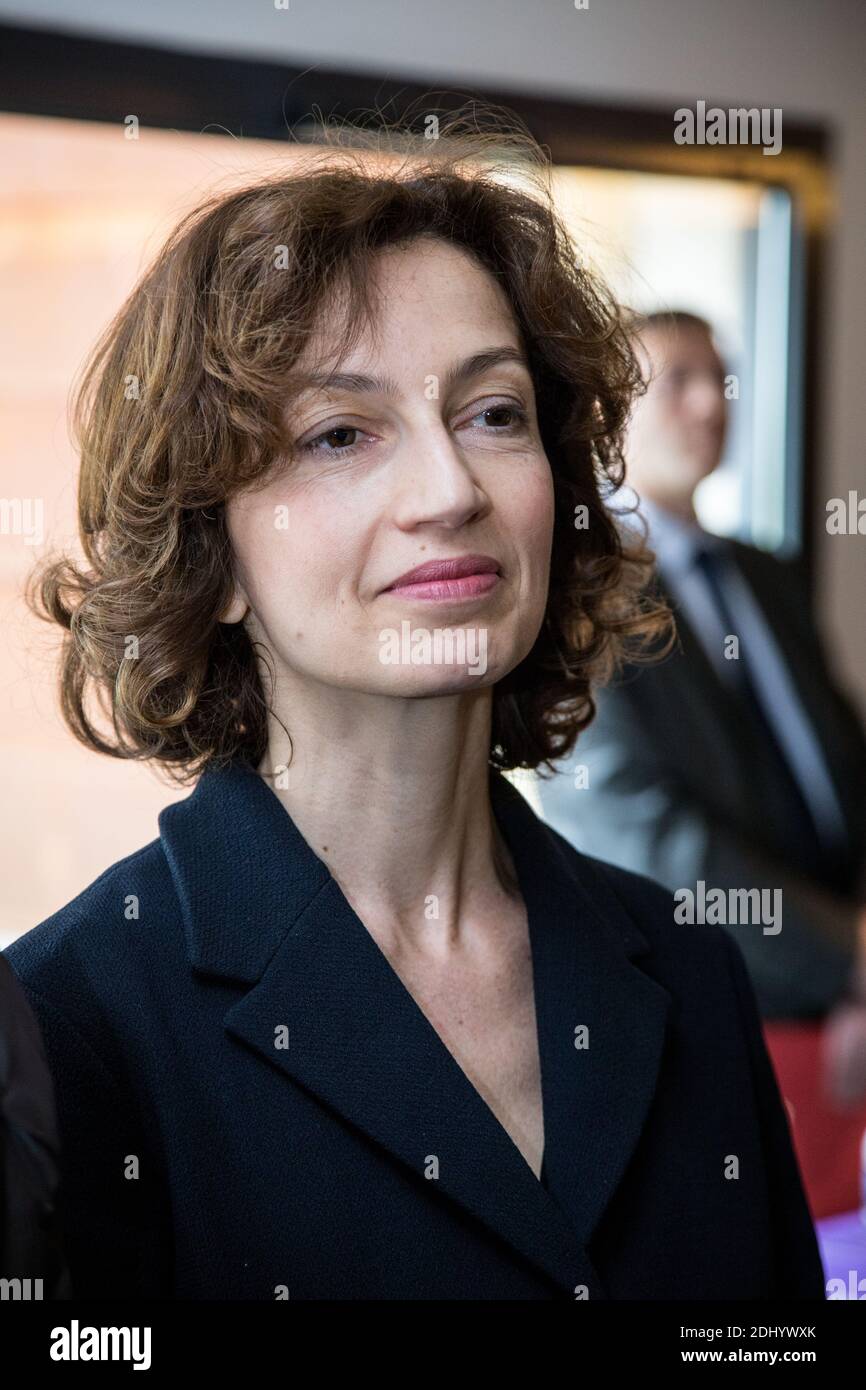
[{"xmin": 222, "ymin": 236, "xmax": 555, "ymax": 699}]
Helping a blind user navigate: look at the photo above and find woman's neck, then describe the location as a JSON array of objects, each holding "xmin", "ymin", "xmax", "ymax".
[{"xmin": 257, "ymin": 689, "xmax": 520, "ymax": 952}]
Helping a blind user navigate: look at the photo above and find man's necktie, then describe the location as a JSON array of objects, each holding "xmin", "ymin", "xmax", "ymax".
[{"xmin": 691, "ymin": 543, "xmax": 824, "ymax": 869}]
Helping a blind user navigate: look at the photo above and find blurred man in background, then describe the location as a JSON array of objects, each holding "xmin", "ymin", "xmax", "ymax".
[{"xmin": 536, "ymin": 309, "xmax": 866, "ymax": 1216}]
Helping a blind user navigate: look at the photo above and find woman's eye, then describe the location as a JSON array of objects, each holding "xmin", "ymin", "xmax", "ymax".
[
  {"xmin": 298, "ymin": 401, "xmax": 528, "ymax": 459},
  {"xmin": 466, "ymin": 402, "xmax": 529, "ymax": 431},
  {"xmin": 301, "ymin": 425, "xmax": 369, "ymax": 457}
]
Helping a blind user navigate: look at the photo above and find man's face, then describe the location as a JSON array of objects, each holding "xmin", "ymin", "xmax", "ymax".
[{"xmin": 624, "ymin": 323, "xmax": 728, "ymax": 512}]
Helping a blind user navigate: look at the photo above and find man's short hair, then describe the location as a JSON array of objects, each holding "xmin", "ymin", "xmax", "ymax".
[{"xmin": 626, "ymin": 308, "xmax": 713, "ymax": 339}]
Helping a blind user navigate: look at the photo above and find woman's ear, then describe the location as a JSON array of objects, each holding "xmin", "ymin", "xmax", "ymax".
[{"xmin": 218, "ymin": 588, "xmax": 251, "ymax": 624}]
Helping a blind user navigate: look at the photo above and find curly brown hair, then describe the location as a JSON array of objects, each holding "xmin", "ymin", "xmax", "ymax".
[{"xmin": 26, "ymin": 105, "xmax": 672, "ymax": 786}]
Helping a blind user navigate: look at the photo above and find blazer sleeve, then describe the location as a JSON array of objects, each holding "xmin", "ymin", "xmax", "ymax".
[
  {"xmin": 9, "ymin": 981, "xmax": 172, "ymax": 1300},
  {"xmin": 723, "ymin": 934, "xmax": 827, "ymax": 1299}
]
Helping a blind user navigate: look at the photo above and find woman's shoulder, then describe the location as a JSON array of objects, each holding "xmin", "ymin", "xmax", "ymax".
[
  {"xmin": 548, "ymin": 826, "xmax": 738, "ymax": 978},
  {"xmin": 2, "ymin": 834, "xmax": 180, "ymax": 1011},
  {"xmin": 575, "ymin": 848, "xmax": 686, "ymax": 932}
]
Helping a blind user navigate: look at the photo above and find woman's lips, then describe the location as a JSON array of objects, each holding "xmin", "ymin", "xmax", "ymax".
[{"xmin": 383, "ymin": 572, "xmax": 501, "ymax": 602}]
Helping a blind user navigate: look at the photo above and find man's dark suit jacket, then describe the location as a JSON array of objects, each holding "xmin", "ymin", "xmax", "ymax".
[
  {"xmin": 537, "ymin": 540, "xmax": 866, "ymax": 1021},
  {"xmin": 4, "ymin": 758, "xmax": 825, "ymax": 1299}
]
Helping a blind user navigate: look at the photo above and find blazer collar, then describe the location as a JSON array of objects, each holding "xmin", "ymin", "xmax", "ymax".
[{"xmin": 159, "ymin": 759, "xmax": 671, "ymax": 1298}]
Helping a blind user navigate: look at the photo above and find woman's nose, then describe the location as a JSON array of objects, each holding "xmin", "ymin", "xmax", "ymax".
[{"xmin": 392, "ymin": 425, "xmax": 487, "ymax": 528}]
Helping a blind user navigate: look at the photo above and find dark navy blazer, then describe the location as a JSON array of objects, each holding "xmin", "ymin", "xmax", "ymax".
[{"xmin": 4, "ymin": 760, "xmax": 826, "ymax": 1300}]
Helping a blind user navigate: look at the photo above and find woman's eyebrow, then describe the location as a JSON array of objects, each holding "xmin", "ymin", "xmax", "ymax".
[{"xmin": 294, "ymin": 346, "xmax": 531, "ymax": 399}]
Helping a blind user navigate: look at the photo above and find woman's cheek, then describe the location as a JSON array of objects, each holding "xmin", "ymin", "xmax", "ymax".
[{"xmin": 517, "ymin": 462, "xmax": 556, "ymax": 545}]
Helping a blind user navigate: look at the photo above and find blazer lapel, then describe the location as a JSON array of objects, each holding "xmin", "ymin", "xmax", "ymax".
[
  {"xmin": 159, "ymin": 760, "xmax": 671, "ymax": 1297},
  {"xmin": 492, "ymin": 774, "xmax": 672, "ymax": 1258}
]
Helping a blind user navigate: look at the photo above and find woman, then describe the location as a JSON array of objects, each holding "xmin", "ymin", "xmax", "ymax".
[{"xmin": 5, "ymin": 117, "xmax": 825, "ymax": 1300}]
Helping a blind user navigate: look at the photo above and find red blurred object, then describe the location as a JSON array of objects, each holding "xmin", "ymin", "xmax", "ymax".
[{"xmin": 762, "ymin": 1020, "xmax": 866, "ymax": 1221}]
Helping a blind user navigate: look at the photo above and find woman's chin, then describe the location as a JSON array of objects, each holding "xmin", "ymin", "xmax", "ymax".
[{"xmin": 378, "ymin": 664, "xmax": 499, "ymax": 696}]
